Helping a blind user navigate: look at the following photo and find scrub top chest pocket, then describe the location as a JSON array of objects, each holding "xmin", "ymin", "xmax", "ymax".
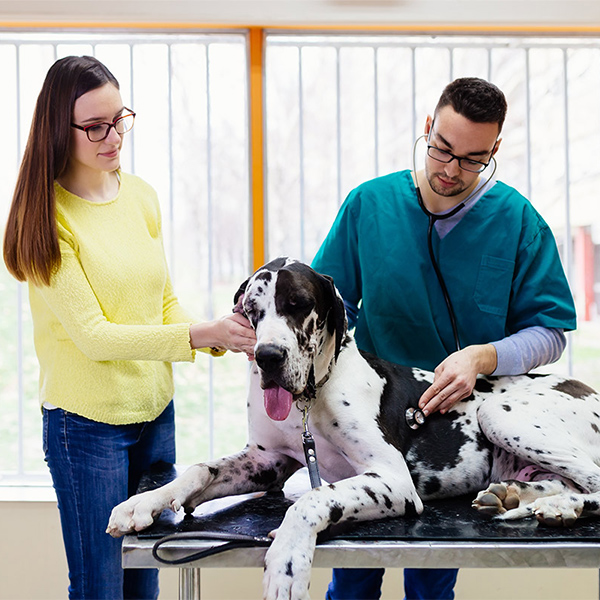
[{"xmin": 474, "ymin": 255, "xmax": 515, "ymax": 317}]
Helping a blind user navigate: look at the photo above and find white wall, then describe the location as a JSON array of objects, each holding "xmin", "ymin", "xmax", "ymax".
[{"xmin": 0, "ymin": 0, "xmax": 599, "ymax": 28}]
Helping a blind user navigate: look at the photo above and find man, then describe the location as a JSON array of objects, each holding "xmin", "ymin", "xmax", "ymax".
[{"xmin": 311, "ymin": 77, "xmax": 577, "ymax": 600}]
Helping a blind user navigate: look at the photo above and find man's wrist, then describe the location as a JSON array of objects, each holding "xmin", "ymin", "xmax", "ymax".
[{"xmin": 476, "ymin": 343, "xmax": 498, "ymax": 375}]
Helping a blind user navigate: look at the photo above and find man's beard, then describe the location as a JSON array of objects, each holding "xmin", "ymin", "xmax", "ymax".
[{"xmin": 425, "ymin": 164, "xmax": 471, "ymax": 197}]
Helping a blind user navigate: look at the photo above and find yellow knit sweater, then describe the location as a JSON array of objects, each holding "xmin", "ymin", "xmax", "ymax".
[{"xmin": 29, "ymin": 173, "xmax": 213, "ymax": 425}]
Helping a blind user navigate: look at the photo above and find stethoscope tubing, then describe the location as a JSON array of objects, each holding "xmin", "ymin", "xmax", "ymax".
[{"xmin": 412, "ymin": 134, "xmax": 498, "ymax": 355}]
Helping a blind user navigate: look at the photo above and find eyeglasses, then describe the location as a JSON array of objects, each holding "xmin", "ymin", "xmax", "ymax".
[
  {"xmin": 426, "ymin": 145, "xmax": 491, "ymax": 173},
  {"xmin": 71, "ymin": 109, "xmax": 136, "ymax": 142},
  {"xmin": 426, "ymin": 119, "xmax": 495, "ymax": 173}
]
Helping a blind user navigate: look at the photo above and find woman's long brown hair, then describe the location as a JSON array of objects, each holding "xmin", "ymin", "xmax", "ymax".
[{"xmin": 3, "ymin": 56, "xmax": 119, "ymax": 286}]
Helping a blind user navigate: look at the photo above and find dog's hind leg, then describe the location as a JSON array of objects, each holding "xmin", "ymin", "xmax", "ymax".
[
  {"xmin": 473, "ymin": 479, "xmax": 577, "ymax": 522},
  {"xmin": 474, "ymin": 395, "xmax": 600, "ymax": 526},
  {"xmin": 475, "ymin": 482, "xmax": 600, "ymax": 527}
]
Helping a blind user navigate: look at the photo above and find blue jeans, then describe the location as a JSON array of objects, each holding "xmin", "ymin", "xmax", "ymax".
[
  {"xmin": 43, "ymin": 401, "xmax": 176, "ymax": 600},
  {"xmin": 326, "ymin": 568, "xmax": 458, "ymax": 600}
]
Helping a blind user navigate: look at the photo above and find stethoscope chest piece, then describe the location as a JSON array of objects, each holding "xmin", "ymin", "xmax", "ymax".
[{"xmin": 405, "ymin": 407, "xmax": 427, "ymax": 430}]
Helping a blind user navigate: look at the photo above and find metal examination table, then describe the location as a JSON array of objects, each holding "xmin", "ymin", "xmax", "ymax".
[{"xmin": 122, "ymin": 464, "xmax": 600, "ymax": 599}]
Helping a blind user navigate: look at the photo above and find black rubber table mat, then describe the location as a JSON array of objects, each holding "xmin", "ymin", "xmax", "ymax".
[{"xmin": 136, "ymin": 463, "xmax": 600, "ymax": 543}]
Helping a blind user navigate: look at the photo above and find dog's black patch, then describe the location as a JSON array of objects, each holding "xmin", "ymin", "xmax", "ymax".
[
  {"xmin": 474, "ymin": 378, "xmax": 495, "ymax": 394},
  {"xmin": 285, "ymin": 560, "xmax": 294, "ymax": 577},
  {"xmin": 406, "ymin": 412, "xmax": 475, "ymax": 472},
  {"xmin": 363, "ymin": 486, "xmax": 379, "ymax": 504},
  {"xmin": 263, "ymin": 257, "xmax": 287, "ymax": 272},
  {"xmin": 249, "ymin": 468, "xmax": 278, "ymax": 486},
  {"xmin": 361, "ymin": 350, "xmax": 493, "ymax": 479},
  {"xmin": 329, "ymin": 503, "xmax": 344, "ymax": 523},
  {"xmin": 476, "ymin": 430, "xmax": 492, "ymax": 452},
  {"xmin": 360, "ymin": 352, "xmax": 429, "ymax": 452},
  {"xmin": 256, "ymin": 271, "xmax": 273, "ymax": 283},
  {"xmin": 553, "ymin": 380, "xmax": 597, "ymax": 399},
  {"xmin": 208, "ymin": 466, "xmax": 219, "ymax": 477},
  {"xmin": 404, "ymin": 499, "xmax": 418, "ymax": 516},
  {"xmin": 584, "ymin": 500, "xmax": 600, "ymax": 512},
  {"xmin": 424, "ymin": 476, "xmax": 441, "ymax": 495}
]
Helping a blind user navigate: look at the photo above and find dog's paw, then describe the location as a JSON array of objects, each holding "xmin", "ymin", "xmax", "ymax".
[
  {"xmin": 531, "ymin": 496, "xmax": 583, "ymax": 528},
  {"xmin": 472, "ymin": 483, "xmax": 521, "ymax": 516},
  {"xmin": 263, "ymin": 529, "xmax": 315, "ymax": 600},
  {"xmin": 106, "ymin": 490, "xmax": 174, "ymax": 537}
]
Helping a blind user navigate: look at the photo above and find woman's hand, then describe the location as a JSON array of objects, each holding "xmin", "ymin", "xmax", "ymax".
[
  {"xmin": 189, "ymin": 313, "xmax": 256, "ymax": 358},
  {"xmin": 417, "ymin": 344, "xmax": 497, "ymax": 416}
]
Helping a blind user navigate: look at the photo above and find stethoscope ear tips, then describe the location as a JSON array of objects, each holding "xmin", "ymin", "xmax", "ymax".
[{"xmin": 405, "ymin": 407, "xmax": 427, "ymax": 430}]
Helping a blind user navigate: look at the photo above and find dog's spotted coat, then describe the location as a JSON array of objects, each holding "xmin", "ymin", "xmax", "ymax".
[{"xmin": 108, "ymin": 257, "xmax": 600, "ymax": 600}]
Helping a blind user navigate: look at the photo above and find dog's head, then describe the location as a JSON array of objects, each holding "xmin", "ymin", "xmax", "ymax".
[{"xmin": 234, "ymin": 257, "xmax": 347, "ymax": 421}]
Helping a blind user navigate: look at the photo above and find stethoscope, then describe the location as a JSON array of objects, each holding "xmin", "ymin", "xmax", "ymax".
[{"xmin": 405, "ymin": 133, "xmax": 497, "ymax": 431}]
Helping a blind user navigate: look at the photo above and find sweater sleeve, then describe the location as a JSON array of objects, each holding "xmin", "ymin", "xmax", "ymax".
[
  {"xmin": 162, "ymin": 270, "xmax": 224, "ymax": 357},
  {"xmin": 35, "ymin": 234, "xmax": 197, "ymax": 363},
  {"xmin": 491, "ymin": 326, "xmax": 566, "ymax": 376}
]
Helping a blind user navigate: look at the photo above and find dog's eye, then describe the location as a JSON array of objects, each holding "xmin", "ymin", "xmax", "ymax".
[
  {"xmin": 243, "ymin": 300, "xmax": 264, "ymax": 326},
  {"xmin": 287, "ymin": 295, "xmax": 313, "ymax": 311}
]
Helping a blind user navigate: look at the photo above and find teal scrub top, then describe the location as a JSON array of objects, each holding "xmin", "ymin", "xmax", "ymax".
[{"xmin": 311, "ymin": 170, "xmax": 577, "ymax": 371}]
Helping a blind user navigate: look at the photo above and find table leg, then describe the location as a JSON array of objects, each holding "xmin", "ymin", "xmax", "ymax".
[{"xmin": 179, "ymin": 568, "xmax": 201, "ymax": 600}]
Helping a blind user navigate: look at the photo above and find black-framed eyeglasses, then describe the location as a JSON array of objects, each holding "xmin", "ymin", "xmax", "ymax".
[
  {"xmin": 71, "ymin": 109, "xmax": 136, "ymax": 142},
  {"xmin": 426, "ymin": 144, "xmax": 491, "ymax": 173},
  {"xmin": 426, "ymin": 118, "xmax": 495, "ymax": 173}
]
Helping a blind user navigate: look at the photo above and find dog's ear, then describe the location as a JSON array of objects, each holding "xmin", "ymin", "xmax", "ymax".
[
  {"xmin": 233, "ymin": 277, "xmax": 249, "ymax": 314},
  {"xmin": 318, "ymin": 273, "xmax": 347, "ymax": 361}
]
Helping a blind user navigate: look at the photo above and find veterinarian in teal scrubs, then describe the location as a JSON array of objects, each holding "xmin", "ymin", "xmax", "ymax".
[{"xmin": 312, "ymin": 77, "xmax": 576, "ymax": 600}]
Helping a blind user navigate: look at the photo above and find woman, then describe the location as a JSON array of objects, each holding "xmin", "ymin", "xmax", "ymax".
[{"xmin": 3, "ymin": 55, "xmax": 255, "ymax": 599}]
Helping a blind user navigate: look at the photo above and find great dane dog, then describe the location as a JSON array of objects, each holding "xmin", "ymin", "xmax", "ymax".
[{"xmin": 108, "ymin": 257, "xmax": 600, "ymax": 600}]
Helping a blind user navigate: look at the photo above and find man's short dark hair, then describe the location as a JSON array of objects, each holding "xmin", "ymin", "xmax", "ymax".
[{"xmin": 435, "ymin": 77, "xmax": 508, "ymax": 133}]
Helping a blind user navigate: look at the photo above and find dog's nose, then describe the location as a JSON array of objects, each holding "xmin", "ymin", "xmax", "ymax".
[{"xmin": 255, "ymin": 343, "xmax": 287, "ymax": 372}]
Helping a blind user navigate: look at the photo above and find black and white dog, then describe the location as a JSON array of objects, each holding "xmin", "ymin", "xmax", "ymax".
[{"xmin": 108, "ymin": 257, "xmax": 600, "ymax": 600}]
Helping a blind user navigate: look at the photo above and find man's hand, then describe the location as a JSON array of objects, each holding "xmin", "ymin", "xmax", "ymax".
[{"xmin": 418, "ymin": 344, "xmax": 497, "ymax": 416}]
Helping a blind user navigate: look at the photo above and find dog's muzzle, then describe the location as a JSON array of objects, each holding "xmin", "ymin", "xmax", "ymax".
[{"xmin": 255, "ymin": 343, "xmax": 287, "ymax": 375}]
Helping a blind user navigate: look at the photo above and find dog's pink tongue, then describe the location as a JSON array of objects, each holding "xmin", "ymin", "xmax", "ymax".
[{"xmin": 264, "ymin": 386, "xmax": 294, "ymax": 421}]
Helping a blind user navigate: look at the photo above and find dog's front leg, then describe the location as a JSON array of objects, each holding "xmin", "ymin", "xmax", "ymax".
[
  {"xmin": 107, "ymin": 446, "xmax": 299, "ymax": 537},
  {"xmin": 263, "ymin": 469, "xmax": 422, "ymax": 600}
]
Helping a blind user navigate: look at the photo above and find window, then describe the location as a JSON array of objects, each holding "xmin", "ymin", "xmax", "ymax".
[
  {"xmin": 265, "ymin": 33, "xmax": 600, "ymax": 389},
  {"xmin": 3, "ymin": 29, "xmax": 600, "ymax": 484},
  {"xmin": 0, "ymin": 31, "xmax": 250, "ymax": 481}
]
